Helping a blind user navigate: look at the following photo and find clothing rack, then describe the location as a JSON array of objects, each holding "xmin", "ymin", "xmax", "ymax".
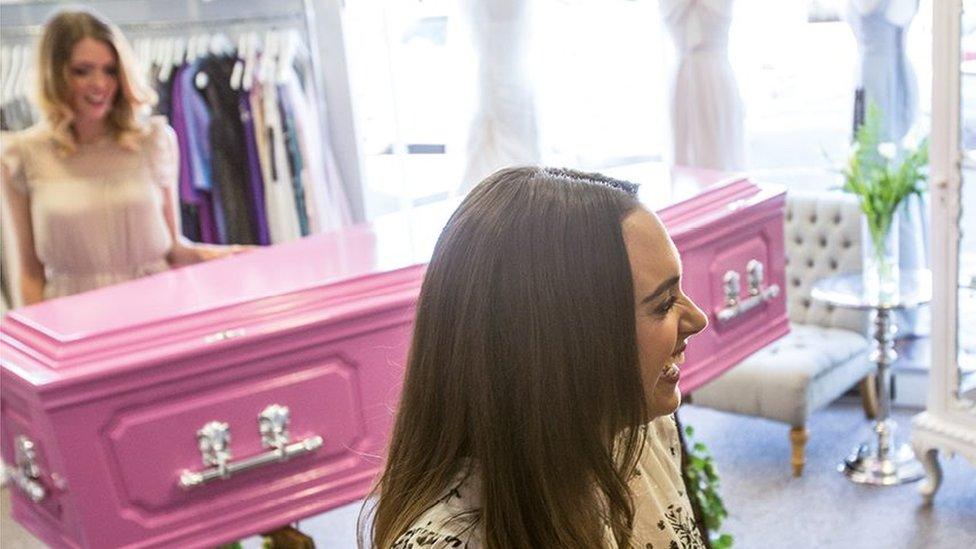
[
  {"xmin": 0, "ymin": 0, "xmax": 352, "ymax": 238},
  {"xmin": 0, "ymin": 12, "xmax": 307, "ymax": 39},
  {"xmin": 0, "ymin": 1, "xmax": 325, "ymax": 104},
  {"xmin": 1, "ymin": 0, "xmax": 364, "ymax": 222},
  {"xmin": 0, "ymin": 1, "xmax": 327, "ymax": 128}
]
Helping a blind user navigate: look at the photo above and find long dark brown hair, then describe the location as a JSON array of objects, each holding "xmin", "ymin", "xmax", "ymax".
[{"xmin": 364, "ymin": 167, "xmax": 648, "ymax": 548}]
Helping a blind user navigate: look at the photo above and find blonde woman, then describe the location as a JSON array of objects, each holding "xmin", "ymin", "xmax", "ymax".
[
  {"xmin": 0, "ymin": 9, "xmax": 242, "ymax": 306},
  {"xmin": 364, "ymin": 167, "xmax": 709, "ymax": 548}
]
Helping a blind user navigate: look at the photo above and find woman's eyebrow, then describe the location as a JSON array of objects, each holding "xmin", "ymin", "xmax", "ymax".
[{"xmin": 640, "ymin": 275, "xmax": 680, "ymax": 304}]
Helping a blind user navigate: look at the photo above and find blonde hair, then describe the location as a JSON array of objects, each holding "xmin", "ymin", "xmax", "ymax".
[{"xmin": 35, "ymin": 9, "xmax": 156, "ymax": 153}]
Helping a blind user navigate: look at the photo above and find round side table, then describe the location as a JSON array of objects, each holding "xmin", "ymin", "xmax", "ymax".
[{"xmin": 811, "ymin": 269, "xmax": 932, "ymax": 485}]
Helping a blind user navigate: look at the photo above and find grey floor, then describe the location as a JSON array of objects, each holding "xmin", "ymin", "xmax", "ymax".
[
  {"xmin": 2, "ymin": 401, "xmax": 973, "ymax": 549},
  {"xmin": 679, "ymin": 401, "xmax": 976, "ymax": 549}
]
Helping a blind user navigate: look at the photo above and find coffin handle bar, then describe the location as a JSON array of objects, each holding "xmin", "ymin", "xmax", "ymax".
[
  {"xmin": 178, "ymin": 435, "xmax": 323, "ymax": 489},
  {"xmin": 716, "ymin": 260, "xmax": 780, "ymax": 323},
  {"xmin": 179, "ymin": 404, "xmax": 323, "ymax": 490}
]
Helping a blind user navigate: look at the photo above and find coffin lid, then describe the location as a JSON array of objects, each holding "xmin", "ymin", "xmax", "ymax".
[
  {"xmin": 0, "ymin": 164, "xmax": 779, "ymax": 378},
  {"xmin": 0, "ymin": 205, "xmax": 448, "ymax": 381}
]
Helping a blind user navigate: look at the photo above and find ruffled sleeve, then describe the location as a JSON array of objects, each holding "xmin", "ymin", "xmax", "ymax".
[
  {"xmin": 145, "ymin": 116, "xmax": 179, "ymax": 189},
  {"xmin": 1, "ymin": 131, "xmax": 29, "ymax": 194}
]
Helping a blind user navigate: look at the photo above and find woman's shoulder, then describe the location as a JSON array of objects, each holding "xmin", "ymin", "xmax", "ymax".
[
  {"xmin": 2, "ymin": 124, "xmax": 54, "ymax": 186},
  {"xmin": 142, "ymin": 115, "xmax": 175, "ymax": 146},
  {"xmin": 3, "ymin": 124, "xmax": 54, "ymax": 152},
  {"xmin": 140, "ymin": 116, "xmax": 178, "ymax": 170},
  {"xmin": 640, "ymin": 414, "xmax": 683, "ymax": 468},
  {"xmin": 391, "ymin": 474, "xmax": 483, "ymax": 548},
  {"xmin": 135, "ymin": 116, "xmax": 178, "ymax": 188}
]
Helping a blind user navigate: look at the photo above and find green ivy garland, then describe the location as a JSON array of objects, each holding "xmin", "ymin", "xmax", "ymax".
[{"xmin": 683, "ymin": 424, "xmax": 733, "ymax": 549}]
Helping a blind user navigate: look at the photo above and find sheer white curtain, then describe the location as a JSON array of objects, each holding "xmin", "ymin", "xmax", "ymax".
[
  {"xmin": 660, "ymin": 0, "xmax": 745, "ymax": 170},
  {"xmin": 458, "ymin": 0, "xmax": 540, "ymax": 192},
  {"xmin": 848, "ymin": 0, "xmax": 928, "ymax": 335}
]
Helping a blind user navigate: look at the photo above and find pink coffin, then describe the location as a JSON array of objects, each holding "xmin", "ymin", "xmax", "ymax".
[{"xmin": 1, "ymin": 166, "xmax": 787, "ymax": 548}]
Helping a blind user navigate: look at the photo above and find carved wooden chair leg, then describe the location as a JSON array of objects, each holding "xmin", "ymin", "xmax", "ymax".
[
  {"xmin": 789, "ymin": 426, "xmax": 808, "ymax": 477},
  {"xmin": 859, "ymin": 375, "xmax": 879, "ymax": 420}
]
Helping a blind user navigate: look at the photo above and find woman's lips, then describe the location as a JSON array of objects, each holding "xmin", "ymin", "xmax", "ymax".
[
  {"xmin": 661, "ymin": 362, "xmax": 681, "ymax": 384},
  {"xmin": 672, "ymin": 349, "xmax": 686, "ymax": 364},
  {"xmin": 661, "ymin": 350, "xmax": 684, "ymax": 384}
]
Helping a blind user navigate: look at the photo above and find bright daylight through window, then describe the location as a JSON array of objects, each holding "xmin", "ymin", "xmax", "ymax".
[{"xmin": 343, "ymin": 0, "xmax": 934, "ymax": 219}]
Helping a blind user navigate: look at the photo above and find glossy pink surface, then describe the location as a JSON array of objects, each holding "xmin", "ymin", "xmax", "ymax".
[
  {"xmin": 0, "ymin": 164, "xmax": 787, "ymax": 548},
  {"xmin": 658, "ymin": 175, "xmax": 790, "ymax": 391}
]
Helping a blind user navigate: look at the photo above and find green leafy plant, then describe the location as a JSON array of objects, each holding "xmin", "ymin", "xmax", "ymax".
[
  {"xmin": 684, "ymin": 424, "xmax": 733, "ymax": 549},
  {"xmin": 841, "ymin": 102, "xmax": 928, "ymax": 275}
]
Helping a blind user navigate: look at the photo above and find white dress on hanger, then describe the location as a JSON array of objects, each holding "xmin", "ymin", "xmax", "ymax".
[
  {"xmin": 660, "ymin": 0, "xmax": 745, "ymax": 171},
  {"xmin": 458, "ymin": 0, "xmax": 540, "ymax": 193},
  {"xmin": 252, "ymin": 78, "xmax": 301, "ymax": 245},
  {"xmin": 282, "ymin": 67, "xmax": 352, "ymax": 233}
]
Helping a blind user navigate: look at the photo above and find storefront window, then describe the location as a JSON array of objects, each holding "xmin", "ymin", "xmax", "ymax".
[
  {"xmin": 344, "ymin": 0, "xmax": 669, "ymax": 219},
  {"xmin": 344, "ymin": 0, "xmax": 934, "ymax": 218},
  {"xmin": 733, "ymin": 0, "xmax": 932, "ymax": 190}
]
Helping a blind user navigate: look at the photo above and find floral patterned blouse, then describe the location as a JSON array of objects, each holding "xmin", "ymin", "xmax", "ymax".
[{"xmin": 392, "ymin": 414, "xmax": 705, "ymax": 548}]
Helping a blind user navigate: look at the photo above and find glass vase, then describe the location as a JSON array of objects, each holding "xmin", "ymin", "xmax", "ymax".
[{"xmin": 861, "ymin": 213, "xmax": 900, "ymax": 305}]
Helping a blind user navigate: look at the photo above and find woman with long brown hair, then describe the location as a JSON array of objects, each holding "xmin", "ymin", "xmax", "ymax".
[
  {"xmin": 1, "ymin": 9, "xmax": 242, "ymax": 306},
  {"xmin": 364, "ymin": 167, "xmax": 709, "ymax": 547}
]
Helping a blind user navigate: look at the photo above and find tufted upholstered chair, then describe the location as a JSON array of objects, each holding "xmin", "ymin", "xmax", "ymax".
[{"xmin": 691, "ymin": 190, "xmax": 878, "ymax": 476}]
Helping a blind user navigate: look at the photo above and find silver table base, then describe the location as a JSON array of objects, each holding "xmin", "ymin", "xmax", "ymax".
[
  {"xmin": 811, "ymin": 271, "xmax": 933, "ymax": 486},
  {"xmin": 841, "ymin": 307, "xmax": 923, "ymax": 486},
  {"xmin": 840, "ymin": 438, "xmax": 925, "ymax": 486}
]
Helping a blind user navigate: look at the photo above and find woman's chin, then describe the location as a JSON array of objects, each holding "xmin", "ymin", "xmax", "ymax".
[
  {"xmin": 647, "ymin": 387, "xmax": 681, "ymax": 418},
  {"xmin": 73, "ymin": 107, "xmax": 110, "ymax": 124},
  {"xmin": 84, "ymin": 111, "xmax": 109, "ymax": 123}
]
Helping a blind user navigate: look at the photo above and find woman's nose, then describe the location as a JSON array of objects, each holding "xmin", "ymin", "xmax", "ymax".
[
  {"xmin": 90, "ymin": 71, "xmax": 108, "ymax": 89},
  {"xmin": 681, "ymin": 299, "xmax": 709, "ymax": 337}
]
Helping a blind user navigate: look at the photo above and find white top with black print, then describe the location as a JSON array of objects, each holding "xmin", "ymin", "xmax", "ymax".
[{"xmin": 392, "ymin": 414, "xmax": 705, "ymax": 549}]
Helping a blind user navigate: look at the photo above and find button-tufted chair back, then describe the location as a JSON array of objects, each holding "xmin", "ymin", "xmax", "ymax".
[{"xmin": 784, "ymin": 191, "xmax": 867, "ymax": 334}]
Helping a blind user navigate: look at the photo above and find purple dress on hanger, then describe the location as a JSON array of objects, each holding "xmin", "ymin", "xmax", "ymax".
[
  {"xmin": 181, "ymin": 62, "xmax": 226, "ymax": 243},
  {"xmin": 170, "ymin": 66, "xmax": 218, "ymax": 243},
  {"xmin": 181, "ymin": 62, "xmax": 215, "ymax": 194}
]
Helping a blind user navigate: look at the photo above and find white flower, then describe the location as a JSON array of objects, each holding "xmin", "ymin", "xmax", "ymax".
[
  {"xmin": 877, "ymin": 142, "xmax": 898, "ymax": 160},
  {"xmin": 902, "ymin": 131, "xmax": 921, "ymax": 151}
]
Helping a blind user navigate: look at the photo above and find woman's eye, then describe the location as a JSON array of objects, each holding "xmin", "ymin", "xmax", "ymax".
[
  {"xmin": 106, "ymin": 67, "xmax": 118, "ymax": 76},
  {"xmin": 655, "ymin": 295, "xmax": 678, "ymax": 315},
  {"xmin": 70, "ymin": 67, "xmax": 89, "ymax": 76}
]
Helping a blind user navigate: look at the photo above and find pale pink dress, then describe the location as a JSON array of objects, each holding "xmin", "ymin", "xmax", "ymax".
[{"xmin": 1, "ymin": 117, "xmax": 175, "ymax": 300}]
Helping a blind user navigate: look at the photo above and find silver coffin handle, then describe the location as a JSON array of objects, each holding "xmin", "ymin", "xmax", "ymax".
[
  {"xmin": 716, "ymin": 260, "xmax": 780, "ymax": 323},
  {"xmin": 746, "ymin": 259, "xmax": 765, "ymax": 296},
  {"xmin": 723, "ymin": 270, "xmax": 741, "ymax": 307},
  {"xmin": 179, "ymin": 405, "xmax": 323, "ymax": 490},
  {"xmin": 5, "ymin": 436, "xmax": 47, "ymax": 503}
]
